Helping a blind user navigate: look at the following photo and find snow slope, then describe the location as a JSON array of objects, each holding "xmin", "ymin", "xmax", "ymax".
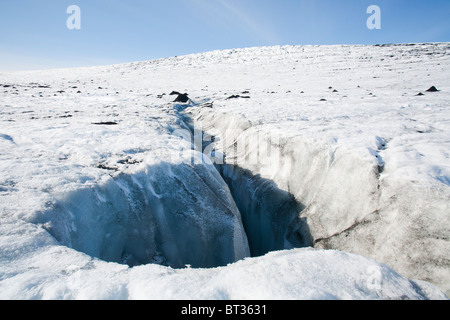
[{"xmin": 0, "ymin": 43, "xmax": 449, "ymax": 299}]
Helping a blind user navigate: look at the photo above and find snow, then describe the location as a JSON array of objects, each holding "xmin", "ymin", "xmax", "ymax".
[{"xmin": 0, "ymin": 43, "xmax": 449, "ymax": 299}]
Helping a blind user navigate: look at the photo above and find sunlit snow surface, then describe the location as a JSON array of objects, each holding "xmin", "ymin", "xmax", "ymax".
[{"xmin": 0, "ymin": 43, "xmax": 449, "ymax": 299}]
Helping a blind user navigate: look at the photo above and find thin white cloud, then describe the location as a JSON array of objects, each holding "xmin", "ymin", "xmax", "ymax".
[
  {"xmin": 187, "ymin": 0, "xmax": 280, "ymax": 44},
  {"xmin": 218, "ymin": 0, "xmax": 279, "ymax": 42}
]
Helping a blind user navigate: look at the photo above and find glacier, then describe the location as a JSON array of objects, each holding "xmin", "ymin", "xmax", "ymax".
[{"xmin": 0, "ymin": 43, "xmax": 449, "ymax": 299}]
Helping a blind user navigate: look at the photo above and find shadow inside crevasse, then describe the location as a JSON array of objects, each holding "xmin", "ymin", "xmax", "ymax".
[{"xmin": 217, "ymin": 164, "xmax": 313, "ymax": 258}]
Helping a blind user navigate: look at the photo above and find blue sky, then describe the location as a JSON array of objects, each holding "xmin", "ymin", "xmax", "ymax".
[{"xmin": 0, "ymin": 0, "xmax": 449, "ymax": 71}]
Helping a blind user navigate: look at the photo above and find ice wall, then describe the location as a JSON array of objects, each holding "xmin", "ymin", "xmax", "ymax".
[{"xmin": 34, "ymin": 159, "xmax": 250, "ymax": 269}]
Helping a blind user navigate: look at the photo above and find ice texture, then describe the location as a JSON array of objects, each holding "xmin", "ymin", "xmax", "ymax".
[{"xmin": 34, "ymin": 160, "xmax": 250, "ymax": 268}]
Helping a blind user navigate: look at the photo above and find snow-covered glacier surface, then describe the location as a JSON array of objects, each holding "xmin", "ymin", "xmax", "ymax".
[
  {"xmin": 1, "ymin": 43, "xmax": 449, "ymax": 299},
  {"xmin": 0, "ymin": 89, "xmax": 250, "ymax": 270}
]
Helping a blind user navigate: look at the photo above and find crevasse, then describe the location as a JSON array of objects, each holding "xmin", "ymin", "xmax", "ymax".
[{"xmin": 36, "ymin": 152, "xmax": 251, "ymax": 269}]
